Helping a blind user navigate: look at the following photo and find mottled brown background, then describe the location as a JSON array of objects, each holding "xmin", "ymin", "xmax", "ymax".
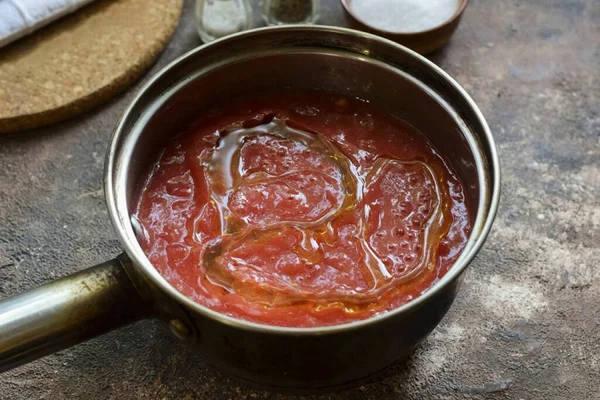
[{"xmin": 0, "ymin": 0, "xmax": 598, "ymax": 399}]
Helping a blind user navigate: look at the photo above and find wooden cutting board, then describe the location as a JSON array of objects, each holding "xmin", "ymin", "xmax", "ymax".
[{"xmin": 0, "ymin": 0, "xmax": 184, "ymax": 134}]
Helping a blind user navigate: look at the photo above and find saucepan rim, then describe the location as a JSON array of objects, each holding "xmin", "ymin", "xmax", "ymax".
[{"xmin": 105, "ymin": 25, "xmax": 500, "ymax": 335}]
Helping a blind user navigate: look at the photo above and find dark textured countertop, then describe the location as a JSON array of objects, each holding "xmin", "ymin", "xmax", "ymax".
[{"xmin": 1, "ymin": 0, "xmax": 598, "ymax": 398}]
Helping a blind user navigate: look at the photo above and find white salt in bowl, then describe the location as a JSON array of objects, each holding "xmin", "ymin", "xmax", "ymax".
[{"xmin": 340, "ymin": 0, "xmax": 469, "ymax": 54}]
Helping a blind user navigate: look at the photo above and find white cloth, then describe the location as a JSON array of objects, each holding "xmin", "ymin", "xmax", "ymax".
[{"xmin": 0, "ymin": 0, "xmax": 96, "ymax": 49}]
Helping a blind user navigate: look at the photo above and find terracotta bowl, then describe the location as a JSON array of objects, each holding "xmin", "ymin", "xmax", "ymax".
[{"xmin": 340, "ymin": 0, "xmax": 469, "ymax": 54}]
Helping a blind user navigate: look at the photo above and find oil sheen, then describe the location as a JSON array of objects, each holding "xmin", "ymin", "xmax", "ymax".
[{"xmin": 133, "ymin": 90, "xmax": 471, "ymax": 327}]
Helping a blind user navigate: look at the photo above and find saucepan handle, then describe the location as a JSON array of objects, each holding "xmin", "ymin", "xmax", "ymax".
[{"xmin": 0, "ymin": 258, "xmax": 148, "ymax": 372}]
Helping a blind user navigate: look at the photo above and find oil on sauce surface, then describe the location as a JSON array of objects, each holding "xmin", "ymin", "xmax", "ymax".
[{"xmin": 133, "ymin": 90, "xmax": 471, "ymax": 327}]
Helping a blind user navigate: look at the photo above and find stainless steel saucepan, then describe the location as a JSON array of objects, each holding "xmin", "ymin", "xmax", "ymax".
[{"xmin": 0, "ymin": 26, "xmax": 500, "ymax": 390}]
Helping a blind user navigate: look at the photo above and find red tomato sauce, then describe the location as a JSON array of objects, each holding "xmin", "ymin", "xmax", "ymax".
[{"xmin": 133, "ymin": 90, "xmax": 472, "ymax": 327}]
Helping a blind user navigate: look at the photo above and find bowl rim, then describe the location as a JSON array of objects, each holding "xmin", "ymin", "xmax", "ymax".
[
  {"xmin": 340, "ymin": 0, "xmax": 470, "ymax": 36},
  {"xmin": 105, "ymin": 25, "xmax": 500, "ymax": 335}
]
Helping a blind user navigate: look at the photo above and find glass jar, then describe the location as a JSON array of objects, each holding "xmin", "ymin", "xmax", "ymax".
[
  {"xmin": 262, "ymin": 0, "xmax": 319, "ymax": 25},
  {"xmin": 196, "ymin": 0, "xmax": 253, "ymax": 43}
]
